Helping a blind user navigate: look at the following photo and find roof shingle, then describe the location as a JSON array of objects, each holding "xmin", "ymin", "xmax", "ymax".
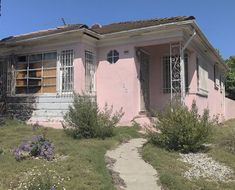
[
  {"xmin": 1, "ymin": 24, "xmax": 88, "ymax": 43},
  {"xmin": 90, "ymin": 16, "xmax": 195, "ymax": 34}
]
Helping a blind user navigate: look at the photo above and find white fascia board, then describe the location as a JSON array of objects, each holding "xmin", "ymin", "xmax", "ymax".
[
  {"xmin": 191, "ymin": 21, "xmax": 228, "ymax": 70},
  {"xmin": 97, "ymin": 28, "xmax": 184, "ymax": 47},
  {"xmin": 4, "ymin": 29, "xmax": 85, "ymax": 44},
  {"xmin": 102, "ymin": 20, "xmax": 194, "ymax": 38}
]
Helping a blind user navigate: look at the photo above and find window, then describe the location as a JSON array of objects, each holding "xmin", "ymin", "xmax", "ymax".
[
  {"xmin": 15, "ymin": 51, "xmax": 57, "ymax": 94},
  {"xmin": 85, "ymin": 51, "xmax": 96, "ymax": 94},
  {"xmin": 196, "ymin": 56, "xmax": 208, "ymax": 95},
  {"xmin": 0, "ymin": 58, "xmax": 6, "ymax": 98},
  {"xmin": 214, "ymin": 63, "xmax": 219, "ymax": 89},
  {"xmin": 107, "ymin": 50, "xmax": 119, "ymax": 64},
  {"xmin": 60, "ymin": 50, "xmax": 74, "ymax": 92},
  {"xmin": 162, "ymin": 54, "xmax": 188, "ymax": 93}
]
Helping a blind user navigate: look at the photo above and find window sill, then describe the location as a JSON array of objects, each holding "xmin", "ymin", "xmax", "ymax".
[
  {"xmin": 196, "ymin": 92, "xmax": 208, "ymax": 97},
  {"xmin": 197, "ymin": 88, "xmax": 208, "ymax": 97}
]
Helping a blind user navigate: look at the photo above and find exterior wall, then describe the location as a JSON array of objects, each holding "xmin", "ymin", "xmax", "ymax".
[
  {"xmin": 225, "ymin": 97, "xmax": 235, "ymax": 120},
  {"xmin": 185, "ymin": 50, "xmax": 225, "ymax": 121},
  {"xmin": 96, "ymin": 45, "xmax": 139, "ymax": 124},
  {"xmin": 143, "ymin": 44, "xmax": 226, "ymax": 122},
  {"xmin": 3, "ymin": 33, "xmax": 227, "ymax": 126}
]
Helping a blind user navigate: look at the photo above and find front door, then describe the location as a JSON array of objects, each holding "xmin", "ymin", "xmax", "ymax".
[{"xmin": 139, "ymin": 50, "xmax": 150, "ymax": 112}]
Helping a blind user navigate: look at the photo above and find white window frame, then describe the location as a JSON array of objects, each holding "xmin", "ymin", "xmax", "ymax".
[
  {"xmin": 58, "ymin": 50, "xmax": 74, "ymax": 95},
  {"xmin": 214, "ymin": 63, "xmax": 220, "ymax": 89},
  {"xmin": 196, "ymin": 56, "xmax": 208, "ymax": 96},
  {"xmin": 85, "ymin": 50, "xmax": 96, "ymax": 95}
]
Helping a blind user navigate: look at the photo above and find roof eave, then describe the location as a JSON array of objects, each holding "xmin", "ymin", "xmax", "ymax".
[
  {"xmin": 190, "ymin": 21, "xmax": 228, "ymax": 70},
  {"xmin": 99, "ymin": 20, "xmax": 195, "ymax": 37}
]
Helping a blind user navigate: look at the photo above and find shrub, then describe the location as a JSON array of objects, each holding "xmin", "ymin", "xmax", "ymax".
[
  {"xmin": 27, "ymin": 173, "xmax": 55, "ymax": 190},
  {"xmin": 64, "ymin": 93, "xmax": 124, "ymax": 139},
  {"xmin": 219, "ymin": 128, "xmax": 235, "ymax": 154},
  {"xmin": 13, "ymin": 135, "xmax": 54, "ymax": 161},
  {"xmin": 149, "ymin": 100, "xmax": 214, "ymax": 153}
]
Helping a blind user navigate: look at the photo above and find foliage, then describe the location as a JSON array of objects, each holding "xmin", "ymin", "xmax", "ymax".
[
  {"xmin": 0, "ymin": 119, "xmax": 140, "ymax": 190},
  {"xmin": 225, "ymin": 56, "xmax": 235, "ymax": 100},
  {"xmin": 0, "ymin": 117, "xmax": 5, "ymax": 126},
  {"xmin": 27, "ymin": 173, "xmax": 56, "ymax": 190},
  {"xmin": 64, "ymin": 93, "xmax": 124, "ymax": 139},
  {"xmin": 13, "ymin": 134, "xmax": 54, "ymax": 161},
  {"xmin": 149, "ymin": 100, "xmax": 214, "ymax": 152},
  {"xmin": 219, "ymin": 128, "xmax": 235, "ymax": 155}
]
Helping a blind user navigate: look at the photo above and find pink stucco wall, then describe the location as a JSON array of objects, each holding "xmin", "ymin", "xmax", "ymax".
[
  {"xmin": 185, "ymin": 52, "xmax": 225, "ymax": 121},
  {"xmin": 225, "ymin": 97, "xmax": 235, "ymax": 120},
  {"xmin": 96, "ymin": 45, "xmax": 139, "ymax": 124}
]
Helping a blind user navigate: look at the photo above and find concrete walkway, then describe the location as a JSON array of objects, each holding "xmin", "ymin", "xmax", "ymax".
[{"xmin": 106, "ymin": 138, "xmax": 161, "ymax": 190}]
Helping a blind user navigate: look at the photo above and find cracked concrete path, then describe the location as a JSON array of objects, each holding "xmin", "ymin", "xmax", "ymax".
[{"xmin": 106, "ymin": 138, "xmax": 161, "ymax": 190}]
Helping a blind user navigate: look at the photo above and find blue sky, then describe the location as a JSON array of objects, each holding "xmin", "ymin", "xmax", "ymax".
[{"xmin": 0, "ymin": 0, "xmax": 234, "ymax": 59}]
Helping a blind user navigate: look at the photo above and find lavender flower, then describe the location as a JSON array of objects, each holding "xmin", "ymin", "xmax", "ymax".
[{"xmin": 13, "ymin": 135, "xmax": 55, "ymax": 161}]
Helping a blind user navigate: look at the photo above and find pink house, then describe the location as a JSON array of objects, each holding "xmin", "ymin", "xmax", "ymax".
[{"xmin": 0, "ymin": 16, "xmax": 234, "ymax": 127}]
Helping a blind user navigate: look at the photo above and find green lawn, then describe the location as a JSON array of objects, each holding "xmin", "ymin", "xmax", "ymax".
[
  {"xmin": 142, "ymin": 119, "xmax": 235, "ymax": 190},
  {"xmin": 0, "ymin": 120, "xmax": 141, "ymax": 190}
]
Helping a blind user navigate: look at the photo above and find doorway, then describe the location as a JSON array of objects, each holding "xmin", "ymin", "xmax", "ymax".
[{"xmin": 139, "ymin": 50, "xmax": 150, "ymax": 112}]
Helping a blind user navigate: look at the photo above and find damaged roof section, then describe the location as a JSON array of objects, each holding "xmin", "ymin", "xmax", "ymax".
[
  {"xmin": 90, "ymin": 16, "xmax": 195, "ymax": 34},
  {"xmin": 0, "ymin": 24, "xmax": 88, "ymax": 43}
]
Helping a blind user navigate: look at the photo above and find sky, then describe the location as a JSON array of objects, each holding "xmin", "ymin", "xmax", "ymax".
[{"xmin": 0, "ymin": 0, "xmax": 234, "ymax": 59}]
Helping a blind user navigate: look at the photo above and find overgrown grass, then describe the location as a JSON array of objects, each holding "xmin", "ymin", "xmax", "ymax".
[
  {"xmin": 142, "ymin": 119, "xmax": 235, "ymax": 190},
  {"xmin": 0, "ymin": 120, "xmax": 141, "ymax": 190}
]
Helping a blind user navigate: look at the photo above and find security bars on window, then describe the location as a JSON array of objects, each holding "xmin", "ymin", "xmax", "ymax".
[
  {"xmin": 60, "ymin": 50, "xmax": 74, "ymax": 93},
  {"xmin": 85, "ymin": 51, "xmax": 96, "ymax": 95},
  {"xmin": 163, "ymin": 54, "xmax": 188, "ymax": 94}
]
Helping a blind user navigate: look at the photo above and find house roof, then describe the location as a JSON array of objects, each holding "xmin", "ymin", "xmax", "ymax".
[
  {"xmin": 90, "ymin": 16, "xmax": 195, "ymax": 34},
  {"xmin": 0, "ymin": 16, "xmax": 195, "ymax": 43},
  {"xmin": 0, "ymin": 24, "xmax": 88, "ymax": 43}
]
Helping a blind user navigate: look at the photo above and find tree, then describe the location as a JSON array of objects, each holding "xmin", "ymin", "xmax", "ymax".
[{"xmin": 225, "ymin": 56, "xmax": 235, "ymax": 100}]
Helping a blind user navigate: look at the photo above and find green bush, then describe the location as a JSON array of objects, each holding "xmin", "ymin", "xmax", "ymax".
[
  {"xmin": 64, "ymin": 93, "xmax": 124, "ymax": 139},
  {"xmin": 149, "ymin": 100, "xmax": 214, "ymax": 152}
]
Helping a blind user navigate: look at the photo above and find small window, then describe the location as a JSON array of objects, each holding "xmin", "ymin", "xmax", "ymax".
[
  {"xmin": 44, "ymin": 52, "xmax": 57, "ymax": 60},
  {"xmin": 29, "ymin": 54, "xmax": 42, "ymax": 62},
  {"xmin": 214, "ymin": 63, "xmax": 219, "ymax": 89},
  {"xmin": 107, "ymin": 50, "xmax": 119, "ymax": 64},
  {"xmin": 197, "ymin": 56, "xmax": 208, "ymax": 95}
]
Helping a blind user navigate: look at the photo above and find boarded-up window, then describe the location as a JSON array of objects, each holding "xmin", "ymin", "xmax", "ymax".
[
  {"xmin": 85, "ymin": 51, "xmax": 95, "ymax": 94},
  {"xmin": 15, "ymin": 52, "xmax": 57, "ymax": 94},
  {"xmin": 197, "ymin": 56, "xmax": 208, "ymax": 95}
]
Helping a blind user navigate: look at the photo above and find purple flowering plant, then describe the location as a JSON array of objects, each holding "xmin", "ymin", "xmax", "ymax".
[{"xmin": 13, "ymin": 135, "xmax": 54, "ymax": 161}]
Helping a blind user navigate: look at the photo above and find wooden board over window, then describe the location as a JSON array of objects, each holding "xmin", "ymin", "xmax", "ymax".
[{"xmin": 15, "ymin": 52, "xmax": 57, "ymax": 94}]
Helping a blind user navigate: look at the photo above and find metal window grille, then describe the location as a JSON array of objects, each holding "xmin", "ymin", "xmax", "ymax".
[
  {"xmin": 60, "ymin": 50, "xmax": 74, "ymax": 92},
  {"xmin": 85, "ymin": 51, "xmax": 96, "ymax": 95},
  {"xmin": 163, "ymin": 54, "xmax": 188, "ymax": 93},
  {"xmin": 0, "ymin": 58, "xmax": 5, "ymax": 98},
  {"xmin": 107, "ymin": 50, "xmax": 119, "ymax": 64}
]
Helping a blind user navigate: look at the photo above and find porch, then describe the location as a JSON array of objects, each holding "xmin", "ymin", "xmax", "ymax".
[{"xmin": 136, "ymin": 42, "xmax": 195, "ymax": 114}]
